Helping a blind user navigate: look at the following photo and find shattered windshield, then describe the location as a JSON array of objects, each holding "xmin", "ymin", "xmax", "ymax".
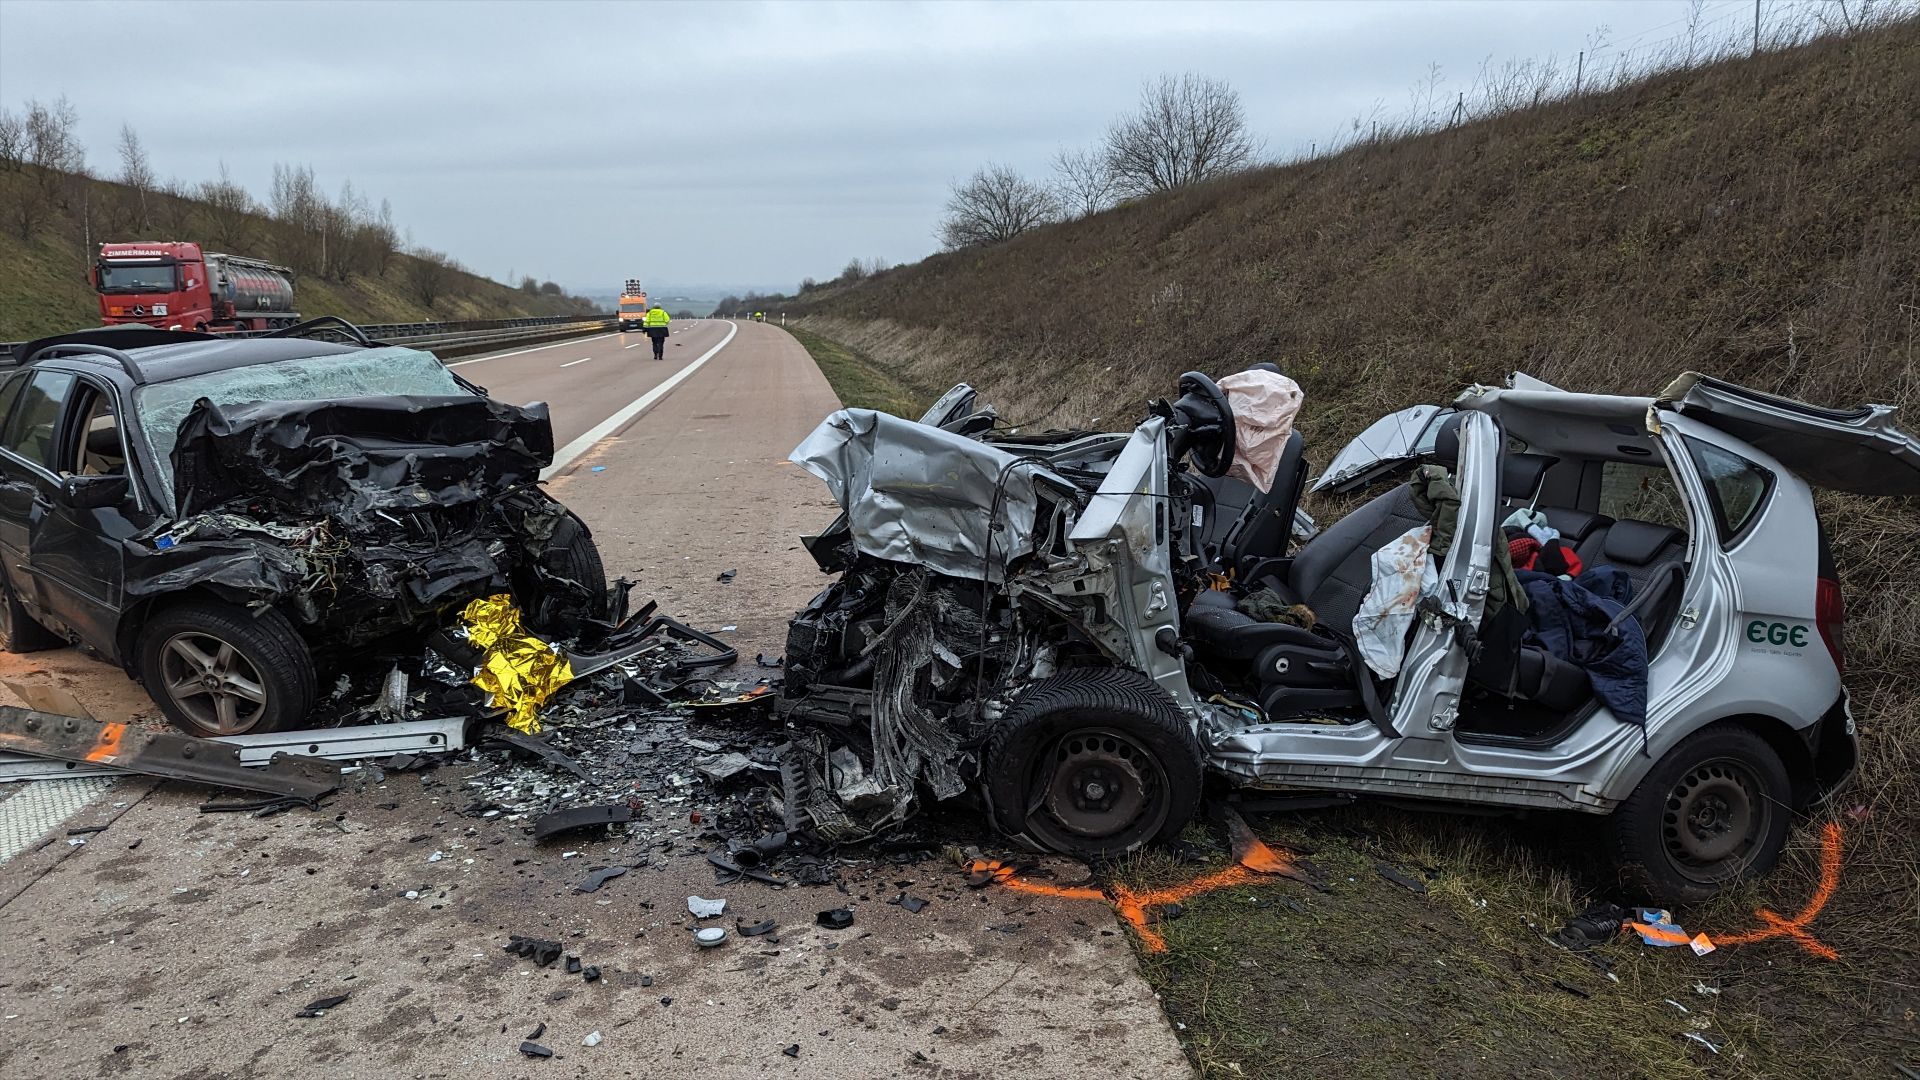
[{"xmin": 135, "ymin": 346, "xmax": 469, "ymax": 506}]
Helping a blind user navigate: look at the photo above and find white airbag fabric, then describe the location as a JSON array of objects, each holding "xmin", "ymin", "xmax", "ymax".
[
  {"xmin": 1218, "ymin": 370, "xmax": 1304, "ymax": 493},
  {"xmin": 1352, "ymin": 523, "xmax": 1438, "ymax": 679}
]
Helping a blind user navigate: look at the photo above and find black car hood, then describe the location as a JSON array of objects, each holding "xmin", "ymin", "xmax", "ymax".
[{"xmin": 170, "ymin": 394, "xmax": 555, "ymax": 520}]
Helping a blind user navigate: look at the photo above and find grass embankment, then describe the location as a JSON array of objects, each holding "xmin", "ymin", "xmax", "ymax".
[
  {"xmin": 0, "ymin": 174, "xmax": 587, "ymax": 341},
  {"xmin": 792, "ymin": 18, "xmax": 1920, "ymax": 1078},
  {"xmin": 786, "ymin": 323, "xmax": 933, "ymax": 417}
]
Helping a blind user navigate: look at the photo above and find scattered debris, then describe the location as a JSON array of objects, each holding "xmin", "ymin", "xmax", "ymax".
[
  {"xmin": 816, "ymin": 908, "xmax": 854, "ymax": 930},
  {"xmin": 573, "ymin": 866, "xmax": 629, "ymax": 893},
  {"xmin": 737, "ymin": 919, "xmax": 777, "ymax": 937},
  {"xmin": 688, "ymin": 895, "xmax": 727, "ymax": 918},
  {"xmin": 519, "ymin": 1041, "xmax": 553, "ymax": 1059},
  {"xmin": 582, "ymin": 966, "xmax": 600, "ymax": 982},
  {"xmin": 1374, "ymin": 862, "xmax": 1429, "ymax": 896},
  {"xmin": 1550, "ymin": 979, "xmax": 1591, "ymax": 999},
  {"xmin": 695, "ymin": 927, "xmax": 728, "ymax": 948},
  {"xmin": 531, "ymin": 802, "xmax": 634, "ymax": 840},
  {"xmin": 504, "ymin": 935, "xmax": 564, "ymax": 968},
  {"xmin": 1683, "ymin": 1031, "xmax": 1727, "ymax": 1055},
  {"xmin": 295, "ymin": 992, "xmax": 350, "ymax": 1017},
  {"xmin": 782, "ymin": 1044, "xmax": 800, "ymax": 1058},
  {"xmin": 525, "ymin": 1022, "xmax": 546, "ymax": 1040},
  {"xmin": 716, "ymin": 569, "xmax": 737, "ymax": 583},
  {"xmin": 582, "ymin": 1031, "xmax": 602, "ymax": 1047},
  {"xmin": 487, "ymin": 731, "xmax": 592, "ymax": 782},
  {"xmin": 888, "ymin": 893, "xmax": 930, "ymax": 914},
  {"xmin": 0, "ymin": 706, "xmax": 338, "ymax": 800}
]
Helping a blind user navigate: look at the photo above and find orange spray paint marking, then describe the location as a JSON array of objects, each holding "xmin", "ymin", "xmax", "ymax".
[
  {"xmin": 968, "ymin": 825, "xmax": 1304, "ymax": 954},
  {"xmin": 84, "ymin": 722, "xmax": 126, "ymax": 763},
  {"xmin": 1622, "ymin": 822, "xmax": 1845, "ymax": 960}
]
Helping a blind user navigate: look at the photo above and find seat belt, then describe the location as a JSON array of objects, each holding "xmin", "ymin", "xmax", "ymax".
[{"xmin": 1605, "ymin": 563, "xmax": 1683, "ymax": 636}]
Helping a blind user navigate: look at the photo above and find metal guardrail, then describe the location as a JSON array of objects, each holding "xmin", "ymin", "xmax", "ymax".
[{"xmin": 1, "ymin": 315, "xmax": 618, "ymax": 365}]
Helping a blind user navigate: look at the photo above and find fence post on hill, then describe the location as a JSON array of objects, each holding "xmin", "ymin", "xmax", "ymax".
[
  {"xmin": 1753, "ymin": 0, "xmax": 1761, "ymax": 55},
  {"xmin": 1575, "ymin": 50, "xmax": 1585, "ymax": 94}
]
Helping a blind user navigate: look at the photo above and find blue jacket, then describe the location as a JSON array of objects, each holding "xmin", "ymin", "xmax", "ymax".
[{"xmin": 1516, "ymin": 566, "xmax": 1647, "ymax": 728}]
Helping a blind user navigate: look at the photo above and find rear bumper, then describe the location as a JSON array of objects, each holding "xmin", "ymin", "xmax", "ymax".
[{"xmin": 1802, "ymin": 689, "xmax": 1858, "ymax": 806}]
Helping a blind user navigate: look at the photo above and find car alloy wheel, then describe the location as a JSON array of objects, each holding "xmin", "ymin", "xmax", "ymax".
[{"xmin": 158, "ymin": 631, "xmax": 270, "ymax": 735}]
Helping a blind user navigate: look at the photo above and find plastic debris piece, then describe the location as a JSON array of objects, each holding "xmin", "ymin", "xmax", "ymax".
[
  {"xmin": 816, "ymin": 908, "xmax": 854, "ymax": 930},
  {"xmin": 737, "ymin": 919, "xmax": 777, "ymax": 937},
  {"xmin": 582, "ymin": 966, "xmax": 600, "ymax": 982},
  {"xmin": 525, "ymin": 1022, "xmax": 546, "ymax": 1040},
  {"xmin": 716, "ymin": 569, "xmax": 737, "ymax": 583},
  {"xmin": 688, "ymin": 895, "xmax": 727, "ymax": 918},
  {"xmin": 565, "ymin": 956, "xmax": 583, "ymax": 975},
  {"xmin": 1374, "ymin": 862, "xmax": 1428, "ymax": 895},
  {"xmin": 783, "ymin": 1044, "xmax": 800, "ymax": 1058},
  {"xmin": 520, "ymin": 1041, "xmax": 553, "ymax": 1058},
  {"xmin": 693, "ymin": 753, "xmax": 754, "ymax": 781},
  {"xmin": 1627, "ymin": 909, "xmax": 1696, "ymax": 948},
  {"xmin": 1695, "ymin": 982, "xmax": 1722, "ymax": 996},
  {"xmin": 461, "ymin": 594, "xmax": 574, "ymax": 735},
  {"xmin": 695, "ymin": 927, "xmax": 727, "ymax": 947},
  {"xmin": 1689, "ymin": 932, "xmax": 1716, "ymax": 955},
  {"xmin": 888, "ymin": 893, "xmax": 930, "ymax": 914},
  {"xmin": 591, "ymin": 466, "xmax": 607, "ymax": 473},
  {"xmin": 504, "ymin": 935, "xmax": 564, "ymax": 968},
  {"xmin": 574, "ymin": 865, "xmax": 629, "ymax": 894},
  {"xmin": 582, "ymin": 1031, "xmax": 602, "ymax": 1047},
  {"xmin": 1551, "ymin": 902, "xmax": 1628, "ymax": 951},
  {"xmin": 1682, "ymin": 1031, "xmax": 1726, "ymax": 1055},
  {"xmin": 295, "ymin": 992, "xmax": 350, "ymax": 1017}
]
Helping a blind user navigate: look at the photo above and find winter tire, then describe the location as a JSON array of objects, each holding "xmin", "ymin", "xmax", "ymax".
[
  {"xmin": 0, "ymin": 576, "xmax": 61, "ymax": 653},
  {"xmin": 517, "ymin": 509, "xmax": 610, "ymax": 633},
  {"xmin": 137, "ymin": 601, "xmax": 316, "ymax": 737},
  {"xmin": 1606, "ymin": 723, "xmax": 1793, "ymax": 904},
  {"xmin": 984, "ymin": 667, "xmax": 1206, "ymax": 860}
]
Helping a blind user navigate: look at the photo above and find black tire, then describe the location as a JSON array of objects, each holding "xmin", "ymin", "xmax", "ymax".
[
  {"xmin": 983, "ymin": 668, "xmax": 1206, "ymax": 860},
  {"xmin": 0, "ymin": 575, "xmax": 61, "ymax": 653},
  {"xmin": 136, "ymin": 601, "xmax": 316, "ymax": 737},
  {"xmin": 517, "ymin": 509, "xmax": 610, "ymax": 632},
  {"xmin": 1606, "ymin": 723, "xmax": 1793, "ymax": 904}
]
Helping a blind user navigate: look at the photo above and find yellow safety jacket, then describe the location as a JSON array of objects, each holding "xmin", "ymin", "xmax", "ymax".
[{"xmin": 644, "ymin": 307, "xmax": 670, "ymax": 328}]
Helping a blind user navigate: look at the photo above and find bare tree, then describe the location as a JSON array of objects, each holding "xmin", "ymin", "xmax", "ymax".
[
  {"xmin": 408, "ymin": 248, "xmax": 456, "ymax": 309},
  {"xmin": 151, "ymin": 177, "xmax": 195, "ymax": 236},
  {"xmin": 199, "ymin": 162, "xmax": 256, "ymax": 249},
  {"xmin": 1103, "ymin": 74, "xmax": 1259, "ymax": 197},
  {"xmin": 938, "ymin": 164, "xmax": 1059, "ymax": 250},
  {"xmin": 1051, "ymin": 145, "xmax": 1119, "ymax": 218},
  {"xmin": 116, "ymin": 123, "xmax": 155, "ymax": 230},
  {"xmin": 0, "ymin": 107, "xmax": 24, "ymax": 171}
]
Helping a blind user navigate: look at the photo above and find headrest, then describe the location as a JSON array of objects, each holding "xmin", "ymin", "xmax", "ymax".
[
  {"xmin": 86, "ymin": 423, "xmax": 122, "ymax": 455},
  {"xmin": 1540, "ymin": 507, "xmax": 1613, "ymax": 542},
  {"xmin": 1603, "ymin": 519, "xmax": 1685, "ymax": 565},
  {"xmin": 1501, "ymin": 453, "xmax": 1557, "ymax": 502},
  {"xmin": 1430, "ymin": 413, "xmax": 1465, "ymax": 467}
]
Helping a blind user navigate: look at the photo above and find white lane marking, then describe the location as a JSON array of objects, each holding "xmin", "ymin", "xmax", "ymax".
[
  {"xmin": 543, "ymin": 320, "xmax": 740, "ymax": 479},
  {"xmin": 0, "ymin": 777, "xmax": 119, "ymax": 865},
  {"xmin": 560, "ymin": 357, "xmax": 593, "ymax": 368},
  {"xmin": 450, "ymin": 331, "xmax": 620, "ymax": 367},
  {"xmin": 623, "ymin": 341, "xmax": 645, "ymax": 349}
]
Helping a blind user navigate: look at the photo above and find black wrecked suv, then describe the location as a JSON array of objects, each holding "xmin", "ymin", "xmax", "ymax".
[{"xmin": 0, "ymin": 321, "xmax": 608, "ymax": 736}]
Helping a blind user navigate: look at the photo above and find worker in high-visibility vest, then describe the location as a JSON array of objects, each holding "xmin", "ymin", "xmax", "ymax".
[{"xmin": 643, "ymin": 304, "xmax": 671, "ymax": 359}]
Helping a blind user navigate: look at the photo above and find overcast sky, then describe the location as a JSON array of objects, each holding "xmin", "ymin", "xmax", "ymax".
[{"xmin": 1, "ymin": 0, "xmax": 1778, "ymax": 295}]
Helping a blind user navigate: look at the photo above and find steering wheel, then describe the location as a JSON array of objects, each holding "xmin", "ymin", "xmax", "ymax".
[{"xmin": 1174, "ymin": 371, "xmax": 1237, "ymax": 478}]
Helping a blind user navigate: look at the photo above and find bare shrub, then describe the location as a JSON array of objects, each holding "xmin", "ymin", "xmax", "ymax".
[
  {"xmin": 198, "ymin": 162, "xmax": 255, "ymax": 249},
  {"xmin": 408, "ymin": 248, "xmax": 456, "ymax": 309},
  {"xmin": 1102, "ymin": 74, "xmax": 1259, "ymax": 197},
  {"xmin": 116, "ymin": 124, "xmax": 154, "ymax": 231},
  {"xmin": 1052, "ymin": 145, "xmax": 1118, "ymax": 218},
  {"xmin": 937, "ymin": 164, "xmax": 1058, "ymax": 250}
]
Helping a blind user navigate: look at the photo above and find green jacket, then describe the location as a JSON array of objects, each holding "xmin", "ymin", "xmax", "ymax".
[{"xmin": 644, "ymin": 307, "xmax": 670, "ymax": 328}]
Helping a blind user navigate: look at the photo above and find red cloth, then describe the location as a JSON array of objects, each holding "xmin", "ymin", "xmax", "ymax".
[{"xmin": 1509, "ymin": 535, "xmax": 1541, "ymax": 570}]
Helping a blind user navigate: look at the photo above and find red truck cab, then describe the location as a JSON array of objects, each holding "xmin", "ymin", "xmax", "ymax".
[{"xmin": 94, "ymin": 242, "xmax": 298, "ymax": 332}]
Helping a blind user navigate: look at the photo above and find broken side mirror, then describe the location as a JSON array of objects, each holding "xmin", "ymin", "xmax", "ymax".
[{"xmin": 59, "ymin": 473, "xmax": 130, "ymax": 510}]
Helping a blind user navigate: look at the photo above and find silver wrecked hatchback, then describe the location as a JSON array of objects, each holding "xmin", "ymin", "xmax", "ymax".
[{"xmin": 778, "ymin": 371, "xmax": 1915, "ymax": 902}]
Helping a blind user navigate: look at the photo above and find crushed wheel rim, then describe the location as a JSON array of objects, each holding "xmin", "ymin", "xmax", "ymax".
[
  {"xmin": 1661, "ymin": 756, "xmax": 1770, "ymax": 881},
  {"xmin": 159, "ymin": 631, "xmax": 269, "ymax": 735},
  {"xmin": 1026, "ymin": 727, "xmax": 1170, "ymax": 852}
]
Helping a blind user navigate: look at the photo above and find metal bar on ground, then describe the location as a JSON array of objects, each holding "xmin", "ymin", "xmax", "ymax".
[{"xmin": 0, "ymin": 716, "xmax": 471, "ymax": 783}]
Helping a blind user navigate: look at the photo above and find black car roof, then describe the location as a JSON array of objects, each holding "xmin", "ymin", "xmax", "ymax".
[{"xmin": 12, "ymin": 326, "xmax": 371, "ymax": 386}]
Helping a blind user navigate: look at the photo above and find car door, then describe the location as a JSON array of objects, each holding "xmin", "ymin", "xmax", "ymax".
[
  {"xmin": 1658, "ymin": 372, "xmax": 1920, "ymax": 495},
  {"xmin": 26, "ymin": 374, "xmax": 145, "ymax": 651},
  {"xmin": 0, "ymin": 371, "xmax": 36, "ymax": 597},
  {"xmin": 1311, "ymin": 404, "xmax": 1453, "ymax": 494}
]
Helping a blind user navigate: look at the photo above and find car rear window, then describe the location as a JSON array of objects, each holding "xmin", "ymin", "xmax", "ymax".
[
  {"xmin": 1598, "ymin": 460, "xmax": 1690, "ymax": 534},
  {"xmin": 1684, "ymin": 435, "xmax": 1773, "ymax": 546},
  {"xmin": 134, "ymin": 346, "xmax": 467, "ymax": 505}
]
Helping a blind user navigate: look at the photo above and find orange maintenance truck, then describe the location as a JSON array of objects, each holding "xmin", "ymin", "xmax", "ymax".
[{"xmin": 617, "ymin": 280, "xmax": 649, "ymax": 331}]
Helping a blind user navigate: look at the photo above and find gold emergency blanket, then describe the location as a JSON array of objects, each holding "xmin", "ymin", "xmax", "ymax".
[{"xmin": 461, "ymin": 594, "xmax": 573, "ymax": 734}]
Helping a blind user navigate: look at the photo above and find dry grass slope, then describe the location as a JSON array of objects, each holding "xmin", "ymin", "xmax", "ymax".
[{"xmin": 794, "ymin": 19, "xmax": 1920, "ymax": 1074}]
